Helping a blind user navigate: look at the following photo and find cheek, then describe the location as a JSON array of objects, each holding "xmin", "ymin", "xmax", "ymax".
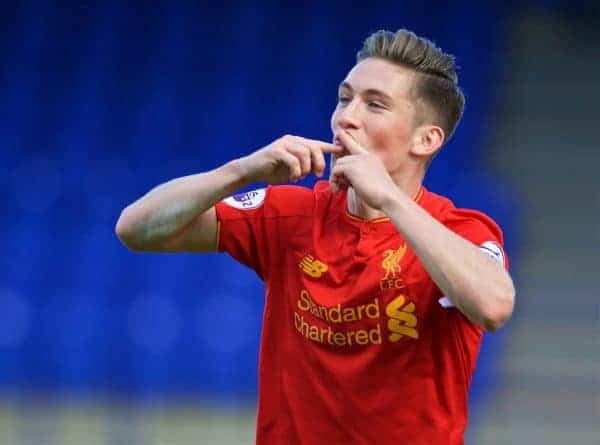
[
  {"xmin": 330, "ymin": 107, "xmax": 340, "ymax": 132},
  {"xmin": 368, "ymin": 120, "xmax": 408, "ymax": 151},
  {"xmin": 368, "ymin": 120, "xmax": 412, "ymax": 164}
]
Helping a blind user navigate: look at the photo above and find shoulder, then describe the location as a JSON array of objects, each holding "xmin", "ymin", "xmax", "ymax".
[
  {"xmin": 219, "ymin": 183, "xmax": 321, "ymax": 218},
  {"xmin": 269, "ymin": 180, "xmax": 337, "ymax": 208},
  {"xmin": 420, "ymin": 188, "xmax": 504, "ymax": 243}
]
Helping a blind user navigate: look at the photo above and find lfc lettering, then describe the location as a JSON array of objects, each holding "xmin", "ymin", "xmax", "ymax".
[{"xmin": 379, "ymin": 244, "xmax": 407, "ymax": 290}]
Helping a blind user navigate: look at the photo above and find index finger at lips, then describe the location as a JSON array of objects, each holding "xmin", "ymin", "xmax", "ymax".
[
  {"xmin": 297, "ymin": 137, "xmax": 342, "ymax": 154},
  {"xmin": 337, "ymin": 131, "xmax": 367, "ymax": 154}
]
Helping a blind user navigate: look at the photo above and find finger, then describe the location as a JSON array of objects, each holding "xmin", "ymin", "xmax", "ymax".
[
  {"xmin": 330, "ymin": 173, "xmax": 349, "ymax": 192},
  {"xmin": 289, "ymin": 136, "xmax": 329, "ymax": 178},
  {"xmin": 330, "ymin": 164, "xmax": 350, "ymax": 190},
  {"xmin": 285, "ymin": 144, "xmax": 312, "ymax": 178},
  {"xmin": 295, "ymin": 136, "xmax": 343, "ymax": 154},
  {"xmin": 337, "ymin": 131, "xmax": 368, "ymax": 155},
  {"xmin": 278, "ymin": 150, "xmax": 302, "ymax": 181},
  {"xmin": 331, "ymin": 163, "xmax": 345, "ymax": 176},
  {"xmin": 331, "ymin": 154, "xmax": 357, "ymax": 168},
  {"xmin": 308, "ymin": 145, "xmax": 326, "ymax": 177}
]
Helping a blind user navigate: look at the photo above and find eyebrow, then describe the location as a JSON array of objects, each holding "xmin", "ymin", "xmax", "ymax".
[{"xmin": 338, "ymin": 81, "xmax": 394, "ymax": 104}]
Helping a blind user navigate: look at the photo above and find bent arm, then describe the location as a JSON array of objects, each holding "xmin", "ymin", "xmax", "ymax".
[
  {"xmin": 116, "ymin": 135, "xmax": 340, "ymax": 253},
  {"xmin": 115, "ymin": 160, "xmax": 249, "ymax": 252},
  {"xmin": 382, "ymin": 192, "xmax": 515, "ymax": 332}
]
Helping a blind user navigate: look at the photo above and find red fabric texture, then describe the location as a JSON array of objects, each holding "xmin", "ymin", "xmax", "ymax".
[{"xmin": 215, "ymin": 181, "xmax": 507, "ymax": 445}]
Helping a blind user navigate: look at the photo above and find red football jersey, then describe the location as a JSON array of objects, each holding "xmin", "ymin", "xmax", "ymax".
[{"xmin": 215, "ymin": 181, "xmax": 507, "ymax": 445}]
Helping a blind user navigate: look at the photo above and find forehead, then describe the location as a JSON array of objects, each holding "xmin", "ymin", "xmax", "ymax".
[{"xmin": 341, "ymin": 58, "xmax": 416, "ymax": 99}]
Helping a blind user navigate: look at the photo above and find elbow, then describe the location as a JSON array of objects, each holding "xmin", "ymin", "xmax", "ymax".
[
  {"xmin": 481, "ymin": 282, "xmax": 516, "ymax": 332},
  {"xmin": 115, "ymin": 208, "xmax": 143, "ymax": 251},
  {"xmin": 481, "ymin": 312, "xmax": 510, "ymax": 332},
  {"xmin": 115, "ymin": 213, "xmax": 128, "ymax": 243}
]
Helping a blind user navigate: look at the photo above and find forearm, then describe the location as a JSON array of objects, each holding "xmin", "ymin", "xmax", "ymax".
[
  {"xmin": 382, "ymin": 191, "xmax": 515, "ymax": 331},
  {"xmin": 116, "ymin": 160, "xmax": 249, "ymax": 249}
]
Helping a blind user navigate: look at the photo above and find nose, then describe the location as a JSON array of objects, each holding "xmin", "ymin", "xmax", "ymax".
[{"xmin": 332, "ymin": 100, "xmax": 361, "ymax": 132}]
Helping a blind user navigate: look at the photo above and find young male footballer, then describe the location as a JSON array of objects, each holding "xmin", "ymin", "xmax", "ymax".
[{"xmin": 116, "ymin": 29, "xmax": 515, "ymax": 445}]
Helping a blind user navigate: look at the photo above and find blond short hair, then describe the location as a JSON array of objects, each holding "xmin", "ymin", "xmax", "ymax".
[{"xmin": 357, "ymin": 29, "xmax": 465, "ymax": 145}]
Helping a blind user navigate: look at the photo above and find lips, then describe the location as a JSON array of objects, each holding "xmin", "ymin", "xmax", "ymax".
[
  {"xmin": 334, "ymin": 131, "xmax": 360, "ymax": 147},
  {"xmin": 332, "ymin": 138, "xmax": 346, "ymax": 159}
]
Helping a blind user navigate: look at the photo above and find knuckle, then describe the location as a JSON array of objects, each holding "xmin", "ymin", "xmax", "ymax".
[{"xmin": 270, "ymin": 146, "xmax": 284, "ymax": 158}]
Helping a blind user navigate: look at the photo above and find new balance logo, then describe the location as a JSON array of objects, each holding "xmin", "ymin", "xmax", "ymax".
[{"xmin": 299, "ymin": 255, "xmax": 328, "ymax": 278}]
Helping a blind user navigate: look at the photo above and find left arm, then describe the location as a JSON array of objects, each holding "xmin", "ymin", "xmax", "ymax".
[
  {"xmin": 332, "ymin": 132, "xmax": 515, "ymax": 331},
  {"xmin": 381, "ymin": 192, "xmax": 515, "ymax": 331}
]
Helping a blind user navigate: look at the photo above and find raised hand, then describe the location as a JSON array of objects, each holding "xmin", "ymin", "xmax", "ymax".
[
  {"xmin": 236, "ymin": 135, "xmax": 343, "ymax": 184},
  {"xmin": 330, "ymin": 131, "xmax": 398, "ymax": 210}
]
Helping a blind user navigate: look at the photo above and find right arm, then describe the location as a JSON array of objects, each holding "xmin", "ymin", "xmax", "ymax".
[
  {"xmin": 115, "ymin": 135, "xmax": 341, "ymax": 253},
  {"xmin": 115, "ymin": 160, "xmax": 248, "ymax": 252}
]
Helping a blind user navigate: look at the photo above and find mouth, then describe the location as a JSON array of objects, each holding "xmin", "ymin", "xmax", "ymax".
[
  {"xmin": 333, "ymin": 131, "xmax": 360, "ymax": 146},
  {"xmin": 332, "ymin": 138, "xmax": 346, "ymax": 159}
]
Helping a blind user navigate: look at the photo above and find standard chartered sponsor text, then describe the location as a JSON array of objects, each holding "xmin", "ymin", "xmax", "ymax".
[{"xmin": 294, "ymin": 289, "xmax": 382, "ymax": 347}]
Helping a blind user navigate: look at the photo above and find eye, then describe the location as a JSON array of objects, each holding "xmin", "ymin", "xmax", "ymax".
[
  {"xmin": 368, "ymin": 101, "xmax": 385, "ymax": 110},
  {"xmin": 337, "ymin": 95, "xmax": 351, "ymax": 104}
]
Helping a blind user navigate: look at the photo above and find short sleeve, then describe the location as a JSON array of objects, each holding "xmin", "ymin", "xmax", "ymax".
[
  {"xmin": 214, "ymin": 185, "xmax": 315, "ymax": 280},
  {"xmin": 435, "ymin": 207, "xmax": 510, "ymax": 320},
  {"xmin": 444, "ymin": 208, "xmax": 509, "ymax": 270}
]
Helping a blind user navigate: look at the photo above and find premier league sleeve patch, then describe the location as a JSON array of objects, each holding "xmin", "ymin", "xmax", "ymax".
[
  {"xmin": 479, "ymin": 241, "xmax": 505, "ymax": 267},
  {"xmin": 223, "ymin": 189, "xmax": 266, "ymax": 210}
]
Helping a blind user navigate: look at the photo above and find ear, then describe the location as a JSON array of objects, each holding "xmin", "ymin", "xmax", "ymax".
[{"xmin": 409, "ymin": 125, "xmax": 444, "ymax": 158}]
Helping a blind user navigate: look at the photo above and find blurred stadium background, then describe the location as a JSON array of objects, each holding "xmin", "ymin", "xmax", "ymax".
[{"xmin": 1, "ymin": 1, "xmax": 598, "ymax": 444}]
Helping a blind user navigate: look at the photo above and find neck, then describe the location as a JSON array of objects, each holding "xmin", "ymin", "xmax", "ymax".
[{"xmin": 346, "ymin": 173, "xmax": 423, "ymax": 221}]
